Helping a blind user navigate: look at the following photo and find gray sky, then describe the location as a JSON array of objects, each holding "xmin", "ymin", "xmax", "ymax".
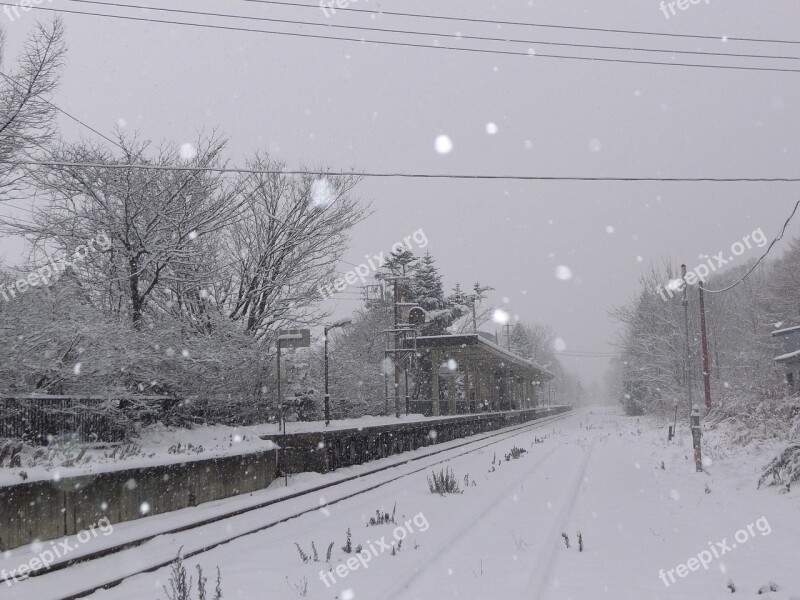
[{"xmin": 2, "ymin": 0, "xmax": 800, "ymax": 385}]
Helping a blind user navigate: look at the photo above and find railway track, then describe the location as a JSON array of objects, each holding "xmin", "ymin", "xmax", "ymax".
[{"xmin": 8, "ymin": 407, "xmax": 586, "ymax": 600}]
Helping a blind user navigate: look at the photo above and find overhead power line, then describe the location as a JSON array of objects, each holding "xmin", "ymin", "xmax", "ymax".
[
  {"xmin": 235, "ymin": 0, "xmax": 800, "ymax": 46},
  {"xmin": 698, "ymin": 200, "xmax": 800, "ymax": 293},
  {"xmin": 7, "ymin": 3, "xmax": 800, "ymax": 74},
  {"xmin": 57, "ymin": 0, "xmax": 800, "ymax": 62},
  {"xmin": 0, "ymin": 71, "xmax": 127, "ymax": 153},
  {"xmin": 5, "ymin": 159, "xmax": 800, "ymax": 182}
]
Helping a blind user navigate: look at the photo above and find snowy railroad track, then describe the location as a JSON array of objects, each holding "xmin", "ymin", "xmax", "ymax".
[
  {"xmin": 520, "ymin": 438, "xmax": 596, "ymax": 599},
  {"xmin": 380, "ymin": 427, "xmax": 599, "ymax": 600},
  {"xmin": 382, "ymin": 441, "xmax": 569, "ymax": 600},
  {"xmin": 8, "ymin": 408, "xmax": 585, "ymax": 600}
]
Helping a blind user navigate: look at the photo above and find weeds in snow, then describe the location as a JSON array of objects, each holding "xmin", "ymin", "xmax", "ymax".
[
  {"xmin": 561, "ymin": 532, "xmax": 570, "ymax": 549},
  {"xmin": 757, "ymin": 581, "xmax": 779, "ymax": 594},
  {"xmin": 285, "ymin": 576, "xmax": 308, "ymax": 597},
  {"xmin": 294, "ymin": 543, "xmax": 310, "ymax": 564},
  {"xmin": 578, "ymin": 531, "xmax": 583, "ymax": 552},
  {"xmin": 511, "ymin": 533, "xmax": 530, "ymax": 551},
  {"xmin": 325, "ymin": 542, "xmax": 334, "ymax": 562},
  {"xmin": 428, "ymin": 466, "xmax": 462, "ymax": 495},
  {"xmin": 367, "ymin": 504, "xmax": 396, "ymax": 526},
  {"xmin": 161, "ymin": 551, "xmax": 222, "ymax": 600},
  {"xmin": 758, "ymin": 443, "xmax": 800, "ymax": 490},
  {"xmin": 341, "ymin": 528, "xmax": 352, "ymax": 553},
  {"xmin": 504, "ymin": 446, "xmax": 528, "ymax": 461}
]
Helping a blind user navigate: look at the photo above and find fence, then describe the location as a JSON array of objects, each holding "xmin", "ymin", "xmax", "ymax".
[{"xmin": 0, "ymin": 395, "xmax": 177, "ymax": 443}]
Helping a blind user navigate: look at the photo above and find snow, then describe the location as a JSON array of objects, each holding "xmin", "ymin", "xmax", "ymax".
[
  {"xmin": 772, "ymin": 325, "xmax": 800, "ymax": 336},
  {"xmin": 6, "ymin": 408, "xmax": 797, "ymax": 599},
  {"xmin": 434, "ymin": 135, "xmax": 453, "ymax": 154},
  {"xmin": 774, "ymin": 349, "xmax": 800, "ymax": 362}
]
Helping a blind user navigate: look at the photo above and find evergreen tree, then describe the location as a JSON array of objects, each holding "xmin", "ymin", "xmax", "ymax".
[{"xmin": 413, "ymin": 252, "xmax": 445, "ymax": 311}]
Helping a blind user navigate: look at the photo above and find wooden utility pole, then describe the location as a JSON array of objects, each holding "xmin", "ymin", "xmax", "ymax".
[
  {"xmin": 681, "ymin": 265, "xmax": 702, "ymax": 473},
  {"xmin": 698, "ymin": 287, "xmax": 712, "ymax": 414}
]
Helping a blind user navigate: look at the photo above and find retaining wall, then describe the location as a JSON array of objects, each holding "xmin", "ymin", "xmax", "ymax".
[
  {"xmin": 0, "ymin": 449, "xmax": 277, "ymax": 551},
  {"xmin": 264, "ymin": 405, "xmax": 571, "ymax": 475}
]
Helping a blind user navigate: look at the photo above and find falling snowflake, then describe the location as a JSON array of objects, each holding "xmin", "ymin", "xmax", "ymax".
[
  {"xmin": 188, "ymin": 230, "xmax": 198, "ymax": 240},
  {"xmin": 606, "ymin": 226, "xmax": 615, "ymax": 234},
  {"xmin": 342, "ymin": 590, "xmax": 355, "ymax": 600},
  {"xmin": 140, "ymin": 502, "xmax": 151, "ymax": 515},
  {"xmin": 435, "ymin": 134, "xmax": 453, "ymax": 154},
  {"xmin": 73, "ymin": 362, "xmax": 82, "ymax": 375},
  {"xmin": 179, "ymin": 143, "xmax": 197, "ymax": 161},
  {"xmin": 553, "ymin": 338, "xmax": 567, "ymax": 352},
  {"xmin": 116, "ymin": 118, "xmax": 127, "ymax": 128},
  {"xmin": 181, "ymin": 349, "xmax": 190, "ymax": 358},
  {"xmin": 381, "ymin": 357, "xmax": 394, "ymax": 375},
  {"xmin": 589, "ymin": 138, "xmax": 602, "ymax": 152},
  {"xmin": 310, "ymin": 178, "xmax": 336, "ymax": 209},
  {"xmin": 492, "ymin": 308, "xmax": 510, "ymax": 324},
  {"xmin": 447, "ymin": 359, "xmax": 458, "ymax": 370},
  {"xmin": 486, "ymin": 122, "xmax": 498, "ymax": 135},
  {"xmin": 555, "ymin": 265, "xmax": 573, "ymax": 281}
]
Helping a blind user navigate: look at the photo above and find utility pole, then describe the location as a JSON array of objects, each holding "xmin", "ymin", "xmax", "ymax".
[
  {"xmin": 698, "ymin": 287, "xmax": 712, "ymax": 414},
  {"xmin": 681, "ymin": 264, "xmax": 694, "ymax": 418},
  {"xmin": 472, "ymin": 300, "xmax": 477, "ymax": 333},
  {"xmin": 393, "ymin": 278, "xmax": 401, "ymax": 418},
  {"xmin": 681, "ymin": 264, "xmax": 702, "ymax": 473},
  {"xmin": 505, "ymin": 322, "xmax": 512, "ymax": 351}
]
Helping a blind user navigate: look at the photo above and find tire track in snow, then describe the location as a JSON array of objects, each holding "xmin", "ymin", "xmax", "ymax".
[{"xmin": 521, "ymin": 437, "xmax": 596, "ymax": 600}]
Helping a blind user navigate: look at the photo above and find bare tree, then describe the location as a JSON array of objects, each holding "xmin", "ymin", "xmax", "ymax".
[
  {"xmin": 222, "ymin": 154, "xmax": 367, "ymax": 339},
  {"xmin": 0, "ymin": 19, "xmax": 65, "ymax": 199},
  {"xmin": 6, "ymin": 132, "xmax": 244, "ymax": 327}
]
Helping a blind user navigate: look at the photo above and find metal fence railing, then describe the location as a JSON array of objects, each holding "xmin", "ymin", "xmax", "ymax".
[{"xmin": 0, "ymin": 395, "xmax": 176, "ymax": 443}]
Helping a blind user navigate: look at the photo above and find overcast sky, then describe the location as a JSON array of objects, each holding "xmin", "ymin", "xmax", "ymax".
[{"xmin": 2, "ymin": 0, "xmax": 799, "ymax": 385}]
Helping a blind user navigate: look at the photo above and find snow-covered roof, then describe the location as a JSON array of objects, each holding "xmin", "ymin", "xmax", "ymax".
[
  {"xmin": 774, "ymin": 349, "xmax": 800, "ymax": 363},
  {"xmin": 771, "ymin": 325, "xmax": 800, "ymax": 336},
  {"xmin": 412, "ymin": 334, "xmax": 554, "ymax": 379}
]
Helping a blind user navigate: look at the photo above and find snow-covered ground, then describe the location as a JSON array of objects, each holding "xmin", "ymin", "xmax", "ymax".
[{"xmin": 6, "ymin": 407, "xmax": 799, "ymax": 599}]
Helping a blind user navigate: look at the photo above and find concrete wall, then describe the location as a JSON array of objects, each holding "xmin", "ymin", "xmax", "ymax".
[
  {"xmin": 0, "ymin": 449, "xmax": 278, "ymax": 551},
  {"xmin": 265, "ymin": 406, "xmax": 571, "ymax": 475}
]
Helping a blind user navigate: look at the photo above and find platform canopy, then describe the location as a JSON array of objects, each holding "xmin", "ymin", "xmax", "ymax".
[{"xmin": 406, "ymin": 333, "xmax": 554, "ymax": 417}]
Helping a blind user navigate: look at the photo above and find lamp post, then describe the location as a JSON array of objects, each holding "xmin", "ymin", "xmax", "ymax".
[{"xmin": 324, "ymin": 317, "xmax": 352, "ymax": 426}]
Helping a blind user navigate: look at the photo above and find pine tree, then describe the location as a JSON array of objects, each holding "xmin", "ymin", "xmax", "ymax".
[{"xmin": 413, "ymin": 252, "xmax": 445, "ymax": 311}]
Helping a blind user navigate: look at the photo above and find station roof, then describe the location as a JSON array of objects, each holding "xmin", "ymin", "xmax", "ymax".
[{"xmin": 410, "ymin": 334, "xmax": 555, "ymax": 380}]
